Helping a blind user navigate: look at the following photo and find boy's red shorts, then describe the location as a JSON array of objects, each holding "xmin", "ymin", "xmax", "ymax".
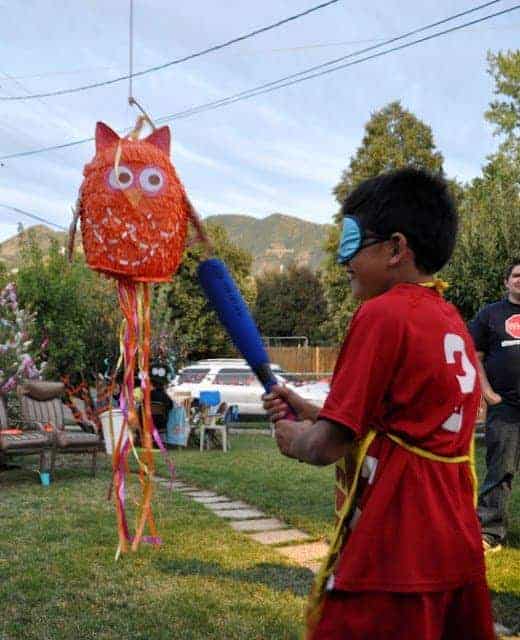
[{"xmin": 310, "ymin": 579, "xmax": 496, "ymax": 640}]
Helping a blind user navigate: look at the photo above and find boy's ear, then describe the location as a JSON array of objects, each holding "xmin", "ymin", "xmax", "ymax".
[{"xmin": 388, "ymin": 233, "xmax": 410, "ymax": 266}]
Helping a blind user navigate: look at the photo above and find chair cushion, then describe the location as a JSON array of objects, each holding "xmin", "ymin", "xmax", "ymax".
[
  {"xmin": 56, "ymin": 430, "xmax": 100, "ymax": 448},
  {"xmin": 0, "ymin": 430, "xmax": 50, "ymax": 451},
  {"xmin": 21, "ymin": 381, "xmax": 65, "ymax": 401}
]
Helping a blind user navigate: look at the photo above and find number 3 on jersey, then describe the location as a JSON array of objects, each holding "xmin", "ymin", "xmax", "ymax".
[{"xmin": 442, "ymin": 333, "xmax": 477, "ymax": 433}]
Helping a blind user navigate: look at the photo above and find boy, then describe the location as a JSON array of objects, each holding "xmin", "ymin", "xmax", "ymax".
[{"xmin": 264, "ymin": 168, "xmax": 495, "ymax": 639}]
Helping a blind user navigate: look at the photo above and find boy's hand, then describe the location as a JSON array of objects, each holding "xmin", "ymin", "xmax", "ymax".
[
  {"xmin": 273, "ymin": 419, "xmax": 310, "ymax": 459},
  {"xmin": 262, "ymin": 384, "xmax": 319, "ymax": 422},
  {"xmin": 485, "ymin": 391, "xmax": 502, "ymax": 406}
]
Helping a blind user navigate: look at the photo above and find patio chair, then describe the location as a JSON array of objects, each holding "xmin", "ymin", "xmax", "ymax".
[
  {"xmin": 0, "ymin": 393, "xmax": 52, "ymax": 482},
  {"xmin": 19, "ymin": 381, "xmax": 101, "ymax": 477},
  {"xmin": 199, "ymin": 390, "xmax": 229, "ymax": 452}
]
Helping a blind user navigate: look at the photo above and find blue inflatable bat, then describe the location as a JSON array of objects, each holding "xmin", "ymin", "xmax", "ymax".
[{"xmin": 197, "ymin": 258, "xmax": 296, "ymax": 419}]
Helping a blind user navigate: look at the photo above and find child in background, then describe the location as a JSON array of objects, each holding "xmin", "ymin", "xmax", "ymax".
[{"xmin": 264, "ymin": 168, "xmax": 495, "ymax": 640}]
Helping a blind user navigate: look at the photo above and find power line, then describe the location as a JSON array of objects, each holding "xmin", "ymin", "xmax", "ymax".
[
  {"xmin": 0, "ymin": 204, "xmax": 68, "ymax": 231},
  {"xmin": 159, "ymin": 3, "xmax": 520, "ymax": 123},
  {"xmin": 0, "ymin": 0, "xmax": 342, "ymax": 101},
  {"xmin": 0, "ymin": 0, "xmax": 512, "ymax": 162},
  {"xmin": 5, "ymin": 19, "xmax": 519, "ymax": 84}
]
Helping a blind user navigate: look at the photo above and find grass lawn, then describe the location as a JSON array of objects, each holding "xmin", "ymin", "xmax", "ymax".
[
  {"xmin": 1, "ymin": 434, "xmax": 518, "ymax": 638},
  {"xmin": 159, "ymin": 433, "xmax": 520, "ymax": 634},
  {"xmin": 0, "ymin": 456, "xmax": 311, "ymax": 640}
]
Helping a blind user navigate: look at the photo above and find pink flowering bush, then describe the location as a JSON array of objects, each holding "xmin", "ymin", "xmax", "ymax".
[{"xmin": 0, "ymin": 282, "xmax": 47, "ymax": 396}]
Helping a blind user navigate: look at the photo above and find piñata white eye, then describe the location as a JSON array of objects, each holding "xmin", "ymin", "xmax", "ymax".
[
  {"xmin": 108, "ymin": 165, "xmax": 134, "ymax": 190},
  {"xmin": 140, "ymin": 167, "xmax": 164, "ymax": 193}
]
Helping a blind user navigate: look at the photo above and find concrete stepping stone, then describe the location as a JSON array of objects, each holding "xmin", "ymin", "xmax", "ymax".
[
  {"xmin": 302, "ymin": 560, "xmax": 322, "ymax": 574},
  {"xmin": 205, "ymin": 500, "xmax": 249, "ymax": 510},
  {"xmin": 175, "ymin": 486, "xmax": 199, "ymax": 492},
  {"xmin": 212, "ymin": 508, "xmax": 265, "ymax": 519},
  {"xmin": 277, "ymin": 542, "xmax": 329, "ymax": 562},
  {"xmin": 154, "ymin": 476, "xmax": 175, "ymax": 484},
  {"xmin": 230, "ymin": 518, "xmax": 288, "ymax": 532},
  {"xmin": 191, "ymin": 496, "xmax": 230, "ymax": 504},
  {"xmin": 248, "ymin": 529, "xmax": 310, "ymax": 545},
  {"xmin": 184, "ymin": 490, "xmax": 218, "ymax": 498}
]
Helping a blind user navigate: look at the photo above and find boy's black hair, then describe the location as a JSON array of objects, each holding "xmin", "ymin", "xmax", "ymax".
[
  {"xmin": 505, "ymin": 258, "xmax": 520, "ymax": 280},
  {"xmin": 341, "ymin": 167, "xmax": 457, "ymax": 274}
]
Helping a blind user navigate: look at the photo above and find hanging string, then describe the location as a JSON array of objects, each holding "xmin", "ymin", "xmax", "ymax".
[
  {"xmin": 129, "ymin": 0, "xmax": 134, "ymax": 102},
  {"xmin": 127, "ymin": 0, "xmax": 156, "ymax": 132}
]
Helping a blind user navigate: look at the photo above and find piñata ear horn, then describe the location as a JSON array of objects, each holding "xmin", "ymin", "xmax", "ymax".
[
  {"xmin": 95, "ymin": 122, "xmax": 120, "ymax": 152},
  {"xmin": 145, "ymin": 126, "xmax": 170, "ymax": 155}
]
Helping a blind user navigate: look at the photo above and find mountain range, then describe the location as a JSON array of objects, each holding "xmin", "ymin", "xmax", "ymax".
[{"xmin": 0, "ymin": 213, "xmax": 332, "ymax": 275}]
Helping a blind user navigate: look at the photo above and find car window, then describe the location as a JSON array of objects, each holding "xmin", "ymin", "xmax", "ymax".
[
  {"xmin": 214, "ymin": 368, "xmax": 256, "ymax": 386},
  {"xmin": 178, "ymin": 368, "xmax": 210, "ymax": 384}
]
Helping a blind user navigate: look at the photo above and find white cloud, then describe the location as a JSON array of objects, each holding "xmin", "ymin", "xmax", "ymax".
[{"xmin": 173, "ymin": 140, "xmax": 232, "ymax": 172}]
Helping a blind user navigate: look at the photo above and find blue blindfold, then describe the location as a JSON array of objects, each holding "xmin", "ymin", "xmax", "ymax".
[{"xmin": 337, "ymin": 216, "xmax": 387, "ymax": 264}]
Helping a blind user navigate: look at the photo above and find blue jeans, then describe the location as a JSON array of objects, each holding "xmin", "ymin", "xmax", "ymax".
[{"xmin": 477, "ymin": 403, "xmax": 520, "ymax": 542}]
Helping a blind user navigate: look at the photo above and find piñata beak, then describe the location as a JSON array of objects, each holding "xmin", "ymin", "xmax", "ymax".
[{"xmin": 125, "ymin": 189, "xmax": 142, "ymax": 208}]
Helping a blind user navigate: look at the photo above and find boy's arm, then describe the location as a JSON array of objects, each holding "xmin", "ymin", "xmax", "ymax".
[
  {"xmin": 274, "ymin": 418, "xmax": 353, "ymax": 466},
  {"xmin": 475, "ymin": 351, "xmax": 502, "ymax": 405}
]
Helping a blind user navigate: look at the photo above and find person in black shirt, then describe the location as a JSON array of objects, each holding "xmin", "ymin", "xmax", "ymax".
[
  {"xmin": 150, "ymin": 364, "xmax": 173, "ymax": 442},
  {"xmin": 469, "ymin": 258, "xmax": 520, "ymax": 550}
]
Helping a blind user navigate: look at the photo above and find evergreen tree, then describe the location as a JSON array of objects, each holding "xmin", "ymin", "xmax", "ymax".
[
  {"xmin": 164, "ymin": 223, "xmax": 255, "ymax": 363},
  {"xmin": 444, "ymin": 50, "xmax": 520, "ymax": 319},
  {"xmin": 254, "ymin": 264, "xmax": 330, "ymax": 344},
  {"xmin": 324, "ymin": 101, "xmax": 445, "ymax": 341}
]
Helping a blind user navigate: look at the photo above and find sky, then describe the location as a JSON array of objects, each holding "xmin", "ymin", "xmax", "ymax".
[{"xmin": 0, "ymin": 0, "xmax": 518, "ymax": 244}]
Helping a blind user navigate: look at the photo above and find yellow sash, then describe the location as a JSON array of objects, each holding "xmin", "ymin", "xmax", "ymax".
[{"xmin": 305, "ymin": 429, "xmax": 477, "ymax": 639}]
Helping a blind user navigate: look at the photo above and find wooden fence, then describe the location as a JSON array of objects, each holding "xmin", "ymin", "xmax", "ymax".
[{"xmin": 267, "ymin": 346, "xmax": 339, "ymax": 374}]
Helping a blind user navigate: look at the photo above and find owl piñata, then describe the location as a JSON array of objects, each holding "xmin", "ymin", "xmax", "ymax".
[
  {"xmin": 80, "ymin": 122, "xmax": 189, "ymax": 281},
  {"xmin": 75, "ymin": 120, "xmax": 199, "ymax": 556}
]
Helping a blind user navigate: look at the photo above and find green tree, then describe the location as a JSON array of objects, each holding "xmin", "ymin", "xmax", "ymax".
[
  {"xmin": 485, "ymin": 50, "xmax": 520, "ymax": 143},
  {"xmin": 254, "ymin": 264, "xmax": 330, "ymax": 344},
  {"xmin": 0, "ymin": 261, "xmax": 8, "ymax": 289},
  {"xmin": 163, "ymin": 223, "xmax": 255, "ymax": 363},
  {"xmin": 15, "ymin": 233, "xmax": 120, "ymax": 380},
  {"xmin": 324, "ymin": 101, "xmax": 445, "ymax": 341},
  {"xmin": 444, "ymin": 50, "xmax": 520, "ymax": 319},
  {"xmin": 443, "ymin": 153, "xmax": 520, "ymax": 320}
]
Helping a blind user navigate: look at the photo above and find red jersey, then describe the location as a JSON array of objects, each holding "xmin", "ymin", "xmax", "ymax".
[{"xmin": 318, "ymin": 283, "xmax": 486, "ymax": 592}]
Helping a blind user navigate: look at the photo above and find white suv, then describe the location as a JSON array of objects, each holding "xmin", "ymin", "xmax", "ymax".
[{"xmin": 167, "ymin": 358, "xmax": 328, "ymax": 416}]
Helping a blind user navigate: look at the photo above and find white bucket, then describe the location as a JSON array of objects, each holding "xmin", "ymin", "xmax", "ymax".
[{"xmin": 99, "ymin": 409, "xmax": 127, "ymax": 455}]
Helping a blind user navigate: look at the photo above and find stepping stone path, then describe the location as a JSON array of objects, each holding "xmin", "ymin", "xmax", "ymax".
[
  {"xmin": 249, "ymin": 529, "xmax": 310, "ymax": 545},
  {"xmin": 153, "ymin": 476, "xmax": 327, "ymax": 575},
  {"xmin": 191, "ymin": 496, "xmax": 230, "ymax": 504},
  {"xmin": 277, "ymin": 541, "xmax": 329, "ymax": 563},
  {"xmin": 205, "ymin": 500, "xmax": 250, "ymax": 510},
  {"xmin": 154, "ymin": 477, "xmax": 518, "ymax": 636},
  {"xmin": 230, "ymin": 518, "xmax": 287, "ymax": 532},
  {"xmin": 212, "ymin": 508, "xmax": 266, "ymax": 519}
]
